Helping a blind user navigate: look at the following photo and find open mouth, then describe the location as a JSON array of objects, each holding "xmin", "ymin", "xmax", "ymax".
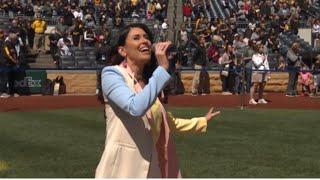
[{"xmin": 139, "ymin": 46, "xmax": 151, "ymax": 53}]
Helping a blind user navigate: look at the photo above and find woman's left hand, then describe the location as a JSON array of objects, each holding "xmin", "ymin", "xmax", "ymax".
[{"xmin": 205, "ymin": 107, "xmax": 221, "ymax": 122}]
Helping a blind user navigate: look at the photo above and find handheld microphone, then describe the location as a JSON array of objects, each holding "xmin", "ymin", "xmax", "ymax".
[{"xmin": 151, "ymin": 43, "xmax": 177, "ymax": 54}]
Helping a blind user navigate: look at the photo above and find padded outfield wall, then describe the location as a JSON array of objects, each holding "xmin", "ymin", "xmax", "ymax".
[{"xmin": 45, "ymin": 70, "xmax": 293, "ymax": 95}]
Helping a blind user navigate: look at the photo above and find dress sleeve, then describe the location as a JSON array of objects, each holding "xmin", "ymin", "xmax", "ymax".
[
  {"xmin": 167, "ymin": 112, "xmax": 207, "ymax": 133},
  {"xmin": 101, "ymin": 66, "xmax": 171, "ymax": 117}
]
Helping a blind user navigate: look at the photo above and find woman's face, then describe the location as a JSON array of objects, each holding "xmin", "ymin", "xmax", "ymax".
[{"xmin": 121, "ymin": 27, "xmax": 152, "ymax": 66}]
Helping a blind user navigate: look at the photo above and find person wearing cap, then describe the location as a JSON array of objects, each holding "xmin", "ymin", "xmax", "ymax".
[
  {"xmin": 0, "ymin": 29, "xmax": 10, "ymax": 98},
  {"xmin": 191, "ymin": 35, "xmax": 209, "ymax": 95},
  {"xmin": 242, "ymin": 39, "xmax": 255, "ymax": 93},
  {"xmin": 48, "ymin": 31, "xmax": 60, "ymax": 65},
  {"xmin": 286, "ymin": 42, "xmax": 301, "ymax": 97},
  {"xmin": 1, "ymin": 33, "xmax": 20, "ymax": 97},
  {"xmin": 3, "ymin": 33, "xmax": 18, "ymax": 65},
  {"xmin": 70, "ymin": 19, "xmax": 84, "ymax": 47},
  {"xmin": 31, "ymin": 16, "xmax": 47, "ymax": 53}
]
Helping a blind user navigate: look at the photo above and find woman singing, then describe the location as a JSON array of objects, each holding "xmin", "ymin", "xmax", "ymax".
[{"xmin": 95, "ymin": 23, "xmax": 220, "ymax": 178}]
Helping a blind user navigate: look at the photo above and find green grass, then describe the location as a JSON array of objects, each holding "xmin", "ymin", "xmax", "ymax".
[
  {"xmin": 171, "ymin": 107, "xmax": 320, "ymax": 178},
  {"xmin": 0, "ymin": 107, "xmax": 320, "ymax": 177},
  {"xmin": 0, "ymin": 108, "xmax": 105, "ymax": 178}
]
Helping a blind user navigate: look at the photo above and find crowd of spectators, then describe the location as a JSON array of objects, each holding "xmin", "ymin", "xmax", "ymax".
[
  {"xmin": 0, "ymin": 0, "xmax": 170, "ymax": 60},
  {"xmin": 0, "ymin": 0, "xmax": 168, "ymax": 21},
  {"xmin": 178, "ymin": 0, "xmax": 320, "ymax": 99},
  {"xmin": 180, "ymin": 0, "xmax": 320, "ymax": 57},
  {"xmin": 0, "ymin": 0, "xmax": 170, "ymax": 98}
]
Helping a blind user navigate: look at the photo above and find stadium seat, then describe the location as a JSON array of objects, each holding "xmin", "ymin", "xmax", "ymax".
[
  {"xmin": 74, "ymin": 50, "xmax": 87, "ymax": 57},
  {"xmin": 75, "ymin": 56, "xmax": 92, "ymax": 68},
  {"xmin": 72, "ymin": 47, "xmax": 84, "ymax": 52},
  {"xmin": 86, "ymin": 50, "xmax": 96, "ymax": 57},
  {"xmin": 59, "ymin": 55, "xmax": 76, "ymax": 69},
  {"xmin": 87, "ymin": 55, "xmax": 96, "ymax": 62},
  {"xmin": 84, "ymin": 46, "xmax": 96, "ymax": 54}
]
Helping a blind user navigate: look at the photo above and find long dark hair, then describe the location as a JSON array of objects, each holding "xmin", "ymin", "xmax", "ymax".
[
  {"xmin": 110, "ymin": 23, "xmax": 158, "ymax": 84},
  {"xmin": 98, "ymin": 23, "xmax": 163, "ymax": 104}
]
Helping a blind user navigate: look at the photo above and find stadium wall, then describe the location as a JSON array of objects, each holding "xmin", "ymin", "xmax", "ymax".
[
  {"xmin": 180, "ymin": 71, "xmax": 290, "ymax": 93},
  {"xmin": 46, "ymin": 70, "xmax": 97, "ymax": 94},
  {"xmin": 46, "ymin": 70, "xmax": 293, "ymax": 95}
]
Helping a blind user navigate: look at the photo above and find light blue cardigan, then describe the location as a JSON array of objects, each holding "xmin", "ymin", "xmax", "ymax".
[{"xmin": 101, "ymin": 66, "xmax": 171, "ymax": 117}]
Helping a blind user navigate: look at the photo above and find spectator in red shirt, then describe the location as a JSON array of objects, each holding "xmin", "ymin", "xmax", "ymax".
[
  {"xmin": 207, "ymin": 38, "xmax": 220, "ymax": 65},
  {"xmin": 242, "ymin": 0, "xmax": 250, "ymax": 13},
  {"xmin": 182, "ymin": 2, "xmax": 192, "ymax": 22}
]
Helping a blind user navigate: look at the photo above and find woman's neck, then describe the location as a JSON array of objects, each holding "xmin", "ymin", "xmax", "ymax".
[{"xmin": 127, "ymin": 60, "xmax": 143, "ymax": 81}]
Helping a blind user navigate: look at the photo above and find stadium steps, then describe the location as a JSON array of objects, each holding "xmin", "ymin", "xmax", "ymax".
[
  {"xmin": 229, "ymin": 0, "xmax": 238, "ymax": 11},
  {"xmin": 202, "ymin": 0, "xmax": 211, "ymax": 20},
  {"xmin": 212, "ymin": 0, "xmax": 224, "ymax": 19},
  {"xmin": 166, "ymin": 0, "xmax": 178, "ymax": 42},
  {"xmin": 172, "ymin": 0, "xmax": 185, "ymax": 44},
  {"xmin": 217, "ymin": 0, "xmax": 230, "ymax": 17},
  {"xmin": 28, "ymin": 54, "xmax": 56, "ymax": 69}
]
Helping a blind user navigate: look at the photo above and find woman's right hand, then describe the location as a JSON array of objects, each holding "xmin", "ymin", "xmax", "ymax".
[{"xmin": 155, "ymin": 41, "xmax": 172, "ymax": 70}]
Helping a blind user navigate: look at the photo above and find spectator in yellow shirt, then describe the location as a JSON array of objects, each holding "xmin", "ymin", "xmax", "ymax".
[
  {"xmin": 131, "ymin": 0, "xmax": 138, "ymax": 6},
  {"xmin": 31, "ymin": 16, "xmax": 47, "ymax": 53}
]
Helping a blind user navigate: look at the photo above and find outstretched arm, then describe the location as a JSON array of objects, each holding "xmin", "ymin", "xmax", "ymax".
[{"xmin": 168, "ymin": 107, "xmax": 220, "ymax": 133}]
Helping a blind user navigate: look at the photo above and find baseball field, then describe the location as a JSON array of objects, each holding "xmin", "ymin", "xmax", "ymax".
[{"xmin": 0, "ymin": 94, "xmax": 319, "ymax": 177}]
